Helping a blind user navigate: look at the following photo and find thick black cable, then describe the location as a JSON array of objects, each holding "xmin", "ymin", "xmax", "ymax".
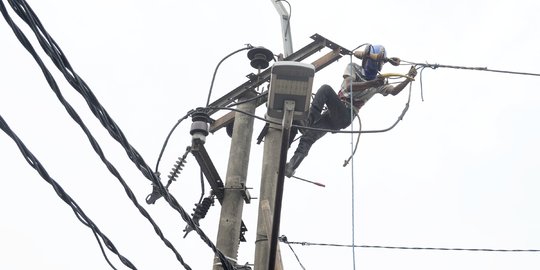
[
  {"xmin": 8, "ymin": 0, "xmax": 156, "ymax": 182},
  {"xmin": 154, "ymin": 91, "xmax": 263, "ymax": 178},
  {"xmin": 4, "ymin": 2, "xmax": 236, "ymax": 268},
  {"xmin": 210, "ymin": 99, "xmax": 410, "ymax": 135},
  {"xmin": 279, "ymin": 236, "xmax": 540, "ymax": 252},
  {"xmin": 155, "ymin": 112, "xmax": 191, "ymax": 173},
  {"xmin": 0, "ymin": 114, "xmax": 134, "ymax": 270},
  {"xmin": 206, "ymin": 44, "xmax": 254, "ymax": 107},
  {"xmin": 91, "ymin": 230, "xmax": 119, "ymax": 270},
  {"xmin": 154, "ymin": 91, "xmax": 265, "ymax": 182},
  {"xmin": 351, "ymin": 43, "xmax": 369, "ymax": 53},
  {"xmin": 3, "ymin": 1, "xmax": 205, "ymax": 269},
  {"xmin": 226, "ymin": 92, "xmax": 267, "ymax": 108},
  {"xmin": 158, "ymin": 185, "xmax": 237, "ymax": 270},
  {"xmin": 198, "ymin": 169, "xmax": 205, "ymax": 204}
]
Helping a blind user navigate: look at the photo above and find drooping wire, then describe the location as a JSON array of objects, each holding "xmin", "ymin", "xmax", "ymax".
[
  {"xmin": 418, "ymin": 65, "xmax": 427, "ymax": 101},
  {"xmin": 2, "ymin": 2, "xmax": 236, "ymax": 269},
  {"xmin": 347, "ymin": 54, "xmax": 357, "ymax": 270},
  {"xmin": 90, "ymin": 230, "xmax": 119, "ymax": 270},
  {"xmin": 342, "ymin": 115, "xmax": 361, "ymax": 167},
  {"xmin": 155, "ymin": 45, "xmax": 263, "ymax": 199},
  {"xmin": 279, "ymin": 236, "xmax": 306, "ymax": 270},
  {"xmin": 209, "ymin": 106, "xmax": 409, "ymax": 135},
  {"xmin": 198, "ymin": 169, "xmax": 205, "ymax": 204},
  {"xmin": 226, "ymin": 91, "xmax": 267, "ymax": 108},
  {"xmin": 351, "ymin": 43, "xmax": 369, "ymax": 53},
  {"xmin": 155, "ymin": 111, "xmax": 192, "ymax": 173},
  {"xmin": 279, "ymin": 237, "xmax": 540, "ymax": 252},
  {"xmin": 205, "ymin": 44, "xmax": 254, "ymax": 107},
  {"xmin": 0, "ymin": 114, "xmax": 135, "ymax": 270},
  {"xmin": 360, "ymin": 81, "xmax": 413, "ymax": 134}
]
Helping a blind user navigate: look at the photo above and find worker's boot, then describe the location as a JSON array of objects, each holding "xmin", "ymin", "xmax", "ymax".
[{"xmin": 285, "ymin": 152, "xmax": 306, "ymax": 178}]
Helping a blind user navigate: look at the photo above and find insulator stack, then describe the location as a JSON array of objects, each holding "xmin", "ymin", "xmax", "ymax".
[
  {"xmin": 190, "ymin": 108, "xmax": 210, "ymax": 143},
  {"xmin": 166, "ymin": 147, "xmax": 191, "ymax": 186},
  {"xmin": 168, "ymin": 156, "xmax": 186, "ymax": 181},
  {"xmin": 183, "ymin": 195, "xmax": 215, "ymax": 238},
  {"xmin": 247, "ymin": 46, "xmax": 274, "ymax": 69},
  {"xmin": 192, "ymin": 196, "xmax": 214, "ymax": 221}
]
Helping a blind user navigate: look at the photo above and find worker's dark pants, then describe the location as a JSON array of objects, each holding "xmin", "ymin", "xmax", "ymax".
[{"xmin": 293, "ymin": 84, "xmax": 354, "ymax": 156}]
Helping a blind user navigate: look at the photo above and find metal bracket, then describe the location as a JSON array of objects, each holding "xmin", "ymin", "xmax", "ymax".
[
  {"xmin": 190, "ymin": 139, "xmax": 248, "ymax": 242},
  {"xmin": 209, "ymin": 33, "xmax": 352, "ymax": 133}
]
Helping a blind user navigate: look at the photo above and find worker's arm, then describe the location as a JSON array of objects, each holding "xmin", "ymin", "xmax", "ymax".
[
  {"xmin": 389, "ymin": 66, "xmax": 417, "ymax": 96},
  {"xmin": 342, "ymin": 76, "xmax": 385, "ymax": 92}
]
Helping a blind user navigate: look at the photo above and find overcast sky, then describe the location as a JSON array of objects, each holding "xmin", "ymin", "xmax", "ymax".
[{"xmin": 1, "ymin": 0, "xmax": 540, "ymax": 269}]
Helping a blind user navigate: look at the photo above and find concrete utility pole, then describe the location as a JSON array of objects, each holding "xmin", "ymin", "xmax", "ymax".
[
  {"xmin": 254, "ymin": 117, "xmax": 283, "ymax": 270},
  {"xmin": 253, "ymin": 4, "xmax": 295, "ymax": 269},
  {"xmin": 213, "ymin": 92, "xmax": 257, "ymax": 270}
]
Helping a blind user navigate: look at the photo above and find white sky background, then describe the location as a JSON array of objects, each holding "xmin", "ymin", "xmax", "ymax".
[{"xmin": 1, "ymin": 0, "xmax": 540, "ymax": 269}]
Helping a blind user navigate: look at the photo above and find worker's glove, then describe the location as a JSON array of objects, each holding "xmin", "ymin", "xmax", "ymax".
[
  {"xmin": 373, "ymin": 76, "xmax": 386, "ymax": 87},
  {"xmin": 407, "ymin": 66, "xmax": 418, "ymax": 79}
]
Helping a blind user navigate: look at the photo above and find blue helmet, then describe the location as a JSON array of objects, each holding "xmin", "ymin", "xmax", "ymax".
[{"xmin": 362, "ymin": 44, "xmax": 386, "ymax": 80}]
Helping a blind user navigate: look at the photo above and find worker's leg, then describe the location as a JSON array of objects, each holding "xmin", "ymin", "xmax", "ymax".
[
  {"xmin": 309, "ymin": 85, "xmax": 337, "ymax": 123},
  {"xmin": 310, "ymin": 84, "xmax": 351, "ymax": 127},
  {"xmin": 329, "ymin": 105, "xmax": 354, "ymax": 130},
  {"xmin": 285, "ymin": 116, "xmax": 332, "ymax": 177}
]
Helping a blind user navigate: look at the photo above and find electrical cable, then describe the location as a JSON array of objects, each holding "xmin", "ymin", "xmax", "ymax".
[
  {"xmin": 198, "ymin": 169, "xmax": 205, "ymax": 204},
  {"xmin": 226, "ymin": 91, "xmax": 267, "ymax": 108},
  {"xmin": 210, "ymin": 96, "xmax": 410, "ymax": 135},
  {"xmin": 205, "ymin": 44, "xmax": 254, "ymax": 107},
  {"xmin": 155, "ymin": 46, "xmax": 265, "ymax": 201},
  {"xmin": 0, "ymin": 114, "xmax": 135, "ymax": 270},
  {"xmin": 5, "ymin": 0, "xmax": 162, "ymax": 190},
  {"xmin": 418, "ymin": 66, "xmax": 427, "ymax": 101},
  {"xmin": 1, "ymin": 3, "xmax": 194, "ymax": 269},
  {"xmin": 401, "ymin": 60, "xmax": 540, "ymax": 77},
  {"xmin": 342, "ymin": 115, "xmax": 361, "ymax": 167},
  {"xmin": 279, "ymin": 237, "xmax": 540, "ymax": 252},
  {"xmin": 351, "ymin": 43, "xmax": 369, "ymax": 53},
  {"xmin": 90, "ymin": 230, "xmax": 119, "ymax": 270},
  {"xmin": 155, "ymin": 112, "xmax": 192, "ymax": 173},
  {"xmin": 279, "ymin": 235, "xmax": 306, "ymax": 270},
  {"xmin": 2, "ymin": 2, "xmax": 236, "ymax": 269}
]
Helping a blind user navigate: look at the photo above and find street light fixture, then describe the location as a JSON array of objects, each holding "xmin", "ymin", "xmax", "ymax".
[{"xmin": 266, "ymin": 61, "xmax": 314, "ymax": 270}]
